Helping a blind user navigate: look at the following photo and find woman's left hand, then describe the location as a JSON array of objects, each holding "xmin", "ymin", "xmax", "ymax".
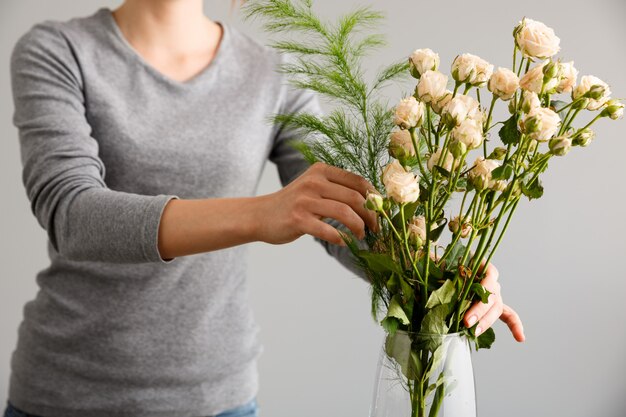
[{"xmin": 463, "ymin": 263, "xmax": 526, "ymax": 342}]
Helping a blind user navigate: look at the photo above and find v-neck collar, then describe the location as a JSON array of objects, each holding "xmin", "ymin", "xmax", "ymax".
[{"xmin": 100, "ymin": 7, "xmax": 230, "ymax": 89}]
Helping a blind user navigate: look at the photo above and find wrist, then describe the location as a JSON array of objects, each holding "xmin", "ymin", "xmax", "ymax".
[{"xmin": 246, "ymin": 194, "xmax": 272, "ymax": 243}]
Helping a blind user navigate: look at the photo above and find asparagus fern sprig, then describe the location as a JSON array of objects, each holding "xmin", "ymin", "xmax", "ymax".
[{"xmin": 244, "ymin": 0, "xmax": 410, "ymax": 189}]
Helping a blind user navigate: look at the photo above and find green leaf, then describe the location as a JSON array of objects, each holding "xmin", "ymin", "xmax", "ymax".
[
  {"xmin": 385, "ymin": 274, "xmax": 400, "ymax": 293},
  {"xmin": 384, "ymin": 331, "xmax": 412, "ymax": 378},
  {"xmin": 499, "ymin": 115, "xmax": 522, "ymax": 146},
  {"xmin": 434, "ymin": 165, "xmax": 451, "ymax": 178},
  {"xmin": 441, "ymin": 241, "xmax": 467, "ymax": 271},
  {"xmin": 425, "ymin": 280, "xmax": 456, "ymax": 309},
  {"xmin": 400, "ymin": 277, "xmax": 415, "ymax": 304},
  {"xmin": 427, "ymin": 218, "xmax": 447, "ymax": 242},
  {"xmin": 359, "ymin": 251, "xmax": 404, "ymax": 275},
  {"xmin": 550, "ymin": 100, "xmax": 569, "ymax": 122},
  {"xmin": 521, "ymin": 178, "xmax": 544, "ymax": 200},
  {"xmin": 380, "ymin": 316, "xmax": 400, "ymax": 335},
  {"xmin": 424, "ymin": 345, "xmax": 446, "ymax": 382},
  {"xmin": 476, "ymin": 327, "xmax": 496, "ymax": 349},
  {"xmin": 420, "ymin": 304, "xmax": 450, "ymax": 336},
  {"xmin": 386, "ymin": 295, "xmax": 410, "ymax": 325},
  {"xmin": 470, "ymin": 283, "xmax": 492, "ymax": 304},
  {"xmin": 491, "ymin": 163, "xmax": 514, "ymax": 180},
  {"xmin": 392, "ymin": 201, "xmax": 421, "ymax": 229},
  {"xmin": 409, "ymin": 350, "xmax": 424, "ymax": 380}
]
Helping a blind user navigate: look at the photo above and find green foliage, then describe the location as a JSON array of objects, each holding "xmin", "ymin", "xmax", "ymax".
[
  {"xmin": 491, "ymin": 163, "xmax": 514, "ymax": 181},
  {"xmin": 425, "ymin": 280, "xmax": 456, "ymax": 309},
  {"xmin": 244, "ymin": 0, "xmax": 410, "ymax": 188},
  {"xmin": 522, "ymin": 178, "xmax": 544, "ymax": 200},
  {"xmin": 470, "ymin": 283, "xmax": 492, "ymax": 304},
  {"xmin": 499, "ymin": 115, "xmax": 522, "ymax": 146}
]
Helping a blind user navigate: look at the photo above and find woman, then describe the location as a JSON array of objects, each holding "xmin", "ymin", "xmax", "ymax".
[{"xmin": 5, "ymin": 0, "xmax": 525, "ymax": 416}]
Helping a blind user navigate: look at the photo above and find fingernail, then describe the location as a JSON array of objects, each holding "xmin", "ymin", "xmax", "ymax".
[
  {"xmin": 467, "ymin": 315, "xmax": 478, "ymax": 327},
  {"xmin": 476, "ymin": 326, "xmax": 483, "ymax": 336}
]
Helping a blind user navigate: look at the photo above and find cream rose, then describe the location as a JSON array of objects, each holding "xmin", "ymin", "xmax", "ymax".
[
  {"xmin": 468, "ymin": 158, "xmax": 501, "ymax": 191},
  {"xmin": 409, "ymin": 48, "xmax": 440, "ymax": 78},
  {"xmin": 522, "ymin": 107, "xmax": 561, "ymax": 142},
  {"xmin": 427, "ymin": 148, "xmax": 459, "ymax": 172},
  {"xmin": 382, "ymin": 160, "xmax": 421, "ymax": 204},
  {"xmin": 452, "ymin": 118, "xmax": 484, "ymax": 150},
  {"xmin": 514, "ymin": 18, "xmax": 561, "ymax": 59},
  {"xmin": 488, "ymin": 67, "xmax": 520, "ymax": 101},
  {"xmin": 520, "ymin": 63, "xmax": 559, "ymax": 94},
  {"xmin": 394, "ymin": 97, "xmax": 425, "ymax": 129},
  {"xmin": 520, "ymin": 90, "xmax": 541, "ymax": 113},
  {"xmin": 557, "ymin": 61, "xmax": 578, "ymax": 94},
  {"xmin": 432, "ymin": 90, "xmax": 453, "ymax": 114},
  {"xmin": 451, "ymin": 53, "xmax": 494, "ymax": 86},
  {"xmin": 389, "ymin": 129, "xmax": 416, "ymax": 159},
  {"xmin": 416, "ymin": 70, "xmax": 449, "ymax": 103},
  {"xmin": 573, "ymin": 75, "xmax": 612, "ymax": 111},
  {"xmin": 408, "ymin": 216, "xmax": 427, "ymax": 246},
  {"xmin": 442, "ymin": 94, "xmax": 483, "ymax": 126}
]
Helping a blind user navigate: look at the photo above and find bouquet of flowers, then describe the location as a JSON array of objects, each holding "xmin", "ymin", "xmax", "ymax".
[{"xmin": 246, "ymin": 1, "xmax": 623, "ymax": 416}]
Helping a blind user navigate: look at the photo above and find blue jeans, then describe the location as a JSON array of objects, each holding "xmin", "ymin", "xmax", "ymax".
[{"xmin": 3, "ymin": 399, "xmax": 258, "ymax": 417}]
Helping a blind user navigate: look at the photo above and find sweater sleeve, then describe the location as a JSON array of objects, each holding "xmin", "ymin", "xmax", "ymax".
[
  {"xmin": 269, "ymin": 78, "xmax": 369, "ymax": 281},
  {"xmin": 11, "ymin": 23, "xmax": 179, "ymax": 264}
]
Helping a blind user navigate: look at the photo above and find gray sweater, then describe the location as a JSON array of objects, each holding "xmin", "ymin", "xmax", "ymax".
[{"xmin": 9, "ymin": 8, "xmax": 363, "ymax": 417}]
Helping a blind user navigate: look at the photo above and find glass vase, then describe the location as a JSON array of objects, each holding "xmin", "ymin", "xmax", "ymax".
[{"xmin": 369, "ymin": 331, "xmax": 476, "ymax": 417}]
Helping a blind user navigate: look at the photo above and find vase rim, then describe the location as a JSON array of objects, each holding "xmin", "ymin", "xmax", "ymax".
[{"xmin": 393, "ymin": 330, "xmax": 468, "ymax": 338}]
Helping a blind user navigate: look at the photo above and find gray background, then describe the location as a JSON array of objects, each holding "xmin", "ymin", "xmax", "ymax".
[{"xmin": 1, "ymin": 1, "xmax": 625, "ymax": 416}]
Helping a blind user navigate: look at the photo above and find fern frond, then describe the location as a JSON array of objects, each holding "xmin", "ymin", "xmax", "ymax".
[{"xmin": 371, "ymin": 60, "xmax": 411, "ymax": 92}]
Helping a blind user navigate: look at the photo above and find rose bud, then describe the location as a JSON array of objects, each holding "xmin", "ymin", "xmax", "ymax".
[
  {"xmin": 549, "ymin": 136, "xmax": 572, "ymax": 156},
  {"xmin": 557, "ymin": 61, "xmax": 578, "ymax": 94},
  {"xmin": 409, "ymin": 48, "xmax": 440, "ymax": 79},
  {"xmin": 522, "ymin": 107, "xmax": 561, "ymax": 142},
  {"xmin": 452, "ymin": 118, "xmax": 484, "ymax": 150},
  {"xmin": 432, "ymin": 90, "xmax": 453, "ymax": 114},
  {"xmin": 449, "ymin": 215, "xmax": 472, "ymax": 238},
  {"xmin": 468, "ymin": 158, "xmax": 500, "ymax": 191},
  {"xmin": 394, "ymin": 97, "xmax": 425, "ymax": 129},
  {"xmin": 449, "ymin": 139, "xmax": 468, "ymax": 159},
  {"xmin": 488, "ymin": 147, "xmax": 507, "ymax": 160},
  {"xmin": 452, "ymin": 53, "xmax": 494, "ymax": 86},
  {"xmin": 416, "ymin": 70, "xmax": 449, "ymax": 104},
  {"xmin": 572, "ymin": 128, "xmax": 595, "ymax": 147},
  {"xmin": 573, "ymin": 75, "xmax": 612, "ymax": 110},
  {"xmin": 389, "ymin": 129, "xmax": 416, "ymax": 161},
  {"xmin": 365, "ymin": 190, "xmax": 385, "ymax": 212},
  {"xmin": 427, "ymin": 148, "xmax": 459, "ymax": 173},
  {"xmin": 488, "ymin": 67, "xmax": 520, "ymax": 101},
  {"xmin": 408, "ymin": 216, "xmax": 427, "ymax": 247},
  {"xmin": 521, "ymin": 90, "xmax": 541, "ymax": 113},
  {"xmin": 600, "ymin": 99, "xmax": 624, "ymax": 120}
]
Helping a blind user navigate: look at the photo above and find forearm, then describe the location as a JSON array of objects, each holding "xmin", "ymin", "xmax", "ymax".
[{"xmin": 157, "ymin": 195, "xmax": 267, "ymax": 259}]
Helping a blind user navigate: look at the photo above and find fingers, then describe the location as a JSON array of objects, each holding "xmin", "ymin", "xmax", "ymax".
[
  {"xmin": 479, "ymin": 262, "xmax": 499, "ymax": 285},
  {"xmin": 473, "ymin": 301, "xmax": 503, "ymax": 337},
  {"xmin": 306, "ymin": 197, "xmax": 366, "ymax": 240},
  {"xmin": 318, "ymin": 181, "xmax": 378, "ymax": 232},
  {"xmin": 500, "ymin": 304, "xmax": 525, "ymax": 342},
  {"xmin": 313, "ymin": 162, "xmax": 375, "ymax": 198},
  {"xmin": 463, "ymin": 281, "xmax": 500, "ymax": 329},
  {"xmin": 301, "ymin": 217, "xmax": 346, "ymax": 246}
]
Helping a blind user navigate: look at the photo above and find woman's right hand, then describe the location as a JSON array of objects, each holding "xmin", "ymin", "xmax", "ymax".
[{"xmin": 256, "ymin": 162, "xmax": 379, "ymax": 246}]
